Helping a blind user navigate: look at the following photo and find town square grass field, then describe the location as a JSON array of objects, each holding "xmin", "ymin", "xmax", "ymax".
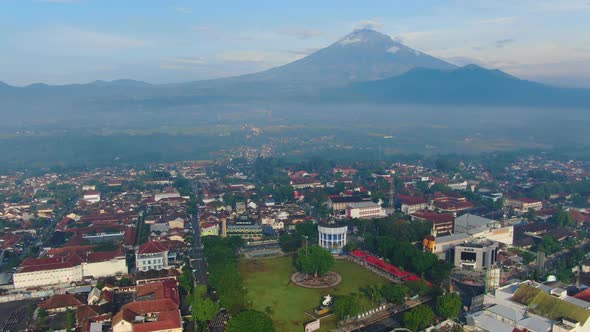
[{"xmin": 238, "ymin": 255, "xmax": 391, "ymax": 332}]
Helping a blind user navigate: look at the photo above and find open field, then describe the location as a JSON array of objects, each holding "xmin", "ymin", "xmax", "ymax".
[{"xmin": 238, "ymin": 256, "xmax": 390, "ymax": 332}]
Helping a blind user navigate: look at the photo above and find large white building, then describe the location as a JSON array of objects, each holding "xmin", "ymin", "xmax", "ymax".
[
  {"xmin": 13, "ymin": 248, "xmax": 127, "ymax": 289},
  {"xmin": 318, "ymin": 224, "xmax": 348, "ymax": 254},
  {"xmin": 83, "ymin": 190, "xmax": 101, "ymax": 204},
  {"xmin": 135, "ymin": 241, "xmax": 169, "ymax": 272},
  {"xmin": 453, "ymin": 239, "xmax": 499, "ymax": 270},
  {"xmin": 154, "ymin": 188, "xmax": 181, "ymax": 202},
  {"xmin": 466, "ymin": 280, "xmax": 590, "ymax": 332},
  {"xmin": 345, "ymin": 201, "xmax": 386, "ymax": 219}
]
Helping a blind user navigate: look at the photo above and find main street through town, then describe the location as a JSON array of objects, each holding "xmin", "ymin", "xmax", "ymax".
[{"xmin": 190, "ymin": 183, "xmax": 208, "ymax": 285}]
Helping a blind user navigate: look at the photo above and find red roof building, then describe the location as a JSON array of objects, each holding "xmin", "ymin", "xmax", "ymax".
[{"xmin": 112, "ymin": 298, "xmax": 181, "ymax": 332}]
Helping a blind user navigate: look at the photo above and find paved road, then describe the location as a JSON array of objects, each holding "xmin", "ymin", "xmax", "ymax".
[
  {"xmin": 358, "ymin": 315, "xmax": 400, "ymax": 332},
  {"xmin": 191, "ymin": 184, "xmax": 208, "ymax": 285},
  {"xmin": 340, "ymin": 298, "xmax": 433, "ymax": 332}
]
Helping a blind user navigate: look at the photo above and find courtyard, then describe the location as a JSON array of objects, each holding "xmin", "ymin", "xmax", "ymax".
[{"xmin": 238, "ymin": 255, "xmax": 390, "ymax": 332}]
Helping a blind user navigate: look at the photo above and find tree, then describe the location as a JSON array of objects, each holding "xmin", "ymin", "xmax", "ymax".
[
  {"xmin": 436, "ymin": 293, "xmax": 462, "ymax": 319},
  {"xmin": 296, "ymin": 245, "xmax": 334, "ymax": 277},
  {"xmin": 406, "ymin": 279, "xmax": 430, "ymax": 296},
  {"xmin": 550, "ymin": 210, "xmax": 576, "ymax": 228},
  {"xmin": 295, "ymin": 221, "xmax": 319, "ymax": 240},
  {"xmin": 227, "ymin": 310, "xmax": 274, "ymax": 332},
  {"xmin": 193, "ymin": 295, "xmax": 219, "ymax": 331},
  {"xmin": 279, "ymin": 233, "xmax": 302, "ymax": 252},
  {"xmin": 180, "ymin": 264, "xmax": 195, "ymax": 295},
  {"xmin": 65, "ymin": 309, "xmax": 76, "ymax": 331},
  {"xmin": 381, "ymin": 284, "xmax": 409, "ymax": 304},
  {"xmin": 333, "ymin": 294, "xmax": 362, "ymax": 320},
  {"xmin": 403, "ymin": 305, "xmax": 434, "ymax": 331},
  {"xmin": 362, "ymin": 285, "xmax": 383, "ymax": 305},
  {"xmin": 37, "ymin": 308, "xmax": 49, "ymax": 330}
]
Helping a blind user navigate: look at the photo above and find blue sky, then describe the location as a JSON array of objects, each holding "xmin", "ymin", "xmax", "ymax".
[{"xmin": 2, "ymin": 0, "xmax": 590, "ymax": 87}]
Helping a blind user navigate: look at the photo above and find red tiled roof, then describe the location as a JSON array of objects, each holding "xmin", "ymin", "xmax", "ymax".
[
  {"xmin": 46, "ymin": 245, "xmax": 96, "ymax": 256},
  {"xmin": 201, "ymin": 221, "xmax": 219, "ymax": 229},
  {"xmin": 397, "ymin": 194, "xmax": 427, "ymax": 205},
  {"xmin": 434, "ymin": 200, "xmax": 474, "ymax": 211},
  {"xmin": 512, "ymin": 197, "xmax": 541, "ymax": 204},
  {"xmin": 38, "ymin": 294, "xmax": 84, "ymax": 310},
  {"xmin": 574, "ymin": 288, "xmax": 590, "ymax": 302},
  {"xmin": 350, "ymin": 249, "xmax": 370, "ymax": 258},
  {"xmin": 123, "ymin": 298, "xmax": 178, "ymax": 313},
  {"xmin": 76, "ymin": 305, "xmax": 100, "ymax": 326},
  {"xmin": 411, "ymin": 210, "xmax": 455, "ymax": 224},
  {"xmin": 87, "ymin": 248, "xmax": 125, "ymax": 263},
  {"xmin": 19, "ymin": 247, "xmax": 124, "ymax": 273},
  {"xmin": 124, "ymin": 227, "xmax": 137, "ymax": 246},
  {"xmin": 136, "ymin": 280, "xmax": 180, "ymax": 305},
  {"xmin": 138, "ymin": 240, "xmax": 168, "ymax": 254},
  {"xmin": 133, "ymin": 310, "xmax": 182, "ymax": 332},
  {"xmin": 20, "ymin": 262, "xmax": 76, "ymax": 273},
  {"xmin": 366, "ymin": 256, "xmax": 410, "ymax": 278}
]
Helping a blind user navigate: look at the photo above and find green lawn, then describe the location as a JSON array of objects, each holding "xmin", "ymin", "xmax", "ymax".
[{"xmin": 238, "ymin": 256, "xmax": 390, "ymax": 332}]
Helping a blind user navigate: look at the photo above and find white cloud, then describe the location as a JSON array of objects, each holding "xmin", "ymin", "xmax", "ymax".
[
  {"xmin": 387, "ymin": 46, "xmax": 400, "ymax": 54},
  {"xmin": 355, "ymin": 18, "xmax": 384, "ymax": 31},
  {"xmin": 173, "ymin": 7, "xmax": 192, "ymax": 14},
  {"xmin": 279, "ymin": 27, "xmax": 322, "ymax": 40},
  {"xmin": 339, "ymin": 37, "xmax": 362, "ymax": 46},
  {"xmin": 478, "ymin": 16, "xmax": 517, "ymax": 24},
  {"xmin": 161, "ymin": 57, "xmax": 206, "ymax": 68}
]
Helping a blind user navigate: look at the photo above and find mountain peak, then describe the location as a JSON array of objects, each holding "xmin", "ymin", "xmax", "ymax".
[{"xmin": 337, "ymin": 28, "xmax": 394, "ymax": 46}]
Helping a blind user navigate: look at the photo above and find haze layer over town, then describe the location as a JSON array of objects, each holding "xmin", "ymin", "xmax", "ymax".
[{"xmin": 1, "ymin": 1, "xmax": 590, "ymax": 332}]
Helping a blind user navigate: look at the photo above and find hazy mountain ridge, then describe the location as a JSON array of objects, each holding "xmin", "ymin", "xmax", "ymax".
[
  {"xmin": 0, "ymin": 29, "xmax": 589, "ymax": 127},
  {"xmin": 333, "ymin": 64, "xmax": 590, "ymax": 107}
]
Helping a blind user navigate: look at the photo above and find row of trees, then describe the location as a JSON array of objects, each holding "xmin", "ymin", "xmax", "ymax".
[
  {"xmin": 333, "ymin": 286, "xmax": 461, "ymax": 329},
  {"xmin": 202, "ymin": 236, "xmax": 275, "ymax": 331},
  {"xmin": 203, "ymin": 236, "xmax": 247, "ymax": 314},
  {"xmin": 332, "ymin": 281, "xmax": 430, "ymax": 321},
  {"xmin": 403, "ymin": 293, "xmax": 462, "ymax": 331},
  {"xmin": 364, "ymin": 236, "xmax": 452, "ymax": 284}
]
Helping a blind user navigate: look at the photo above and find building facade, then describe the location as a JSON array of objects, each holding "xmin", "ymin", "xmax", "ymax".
[
  {"xmin": 13, "ymin": 249, "xmax": 127, "ymax": 289},
  {"xmin": 505, "ymin": 198, "xmax": 543, "ymax": 213},
  {"xmin": 318, "ymin": 224, "xmax": 348, "ymax": 254},
  {"xmin": 345, "ymin": 201, "xmax": 386, "ymax": 219},
  {"xmin": 453, "ymin": 239, "xmax": 499, "ymax": 270},
  {"xmin": 136, "ymin": 241, "xmax": 169, "ymax": 272}
]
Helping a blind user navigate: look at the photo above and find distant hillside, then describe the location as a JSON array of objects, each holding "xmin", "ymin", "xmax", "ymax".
[
  {"xmin": 1, "ymin": 30, "xmax": 590, "ymax": 129},
  {"xmin": 336, "ymin": 65, "xmax": 590, "ymax": 107}
]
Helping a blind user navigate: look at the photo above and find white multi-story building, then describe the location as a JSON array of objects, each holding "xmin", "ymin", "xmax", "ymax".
[
  {"xmin": 135, "ymin": 241, "xmax": 169, "ymax": 272},
  {"xmin": 345, "ymin": 201, "xmax": 386, "ymax": 219},
  {"xmin": 13, "ymin": 249, "xmax": 127, "ymax": 289}
]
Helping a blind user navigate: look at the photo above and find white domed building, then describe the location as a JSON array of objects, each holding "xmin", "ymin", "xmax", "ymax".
[{"xmin": 318, "ymin": 223, "xmax": 348, "ymax": 255}]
